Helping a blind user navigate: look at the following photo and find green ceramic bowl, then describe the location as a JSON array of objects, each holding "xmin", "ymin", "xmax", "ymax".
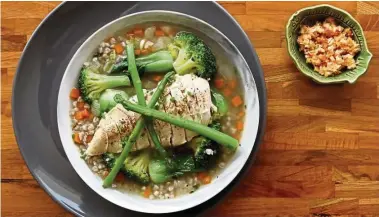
[{"xmin": 286, "ymin": 4, "xmax": 373, "ymax": 84}]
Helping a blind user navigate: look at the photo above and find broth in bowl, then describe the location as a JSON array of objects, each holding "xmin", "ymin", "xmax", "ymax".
[{"xmin": 57, "ymin": 11, "xmax": 260, "ymax": 213}]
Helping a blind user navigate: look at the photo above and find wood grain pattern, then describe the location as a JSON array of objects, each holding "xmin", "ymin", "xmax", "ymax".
[{"xmin": 1, "ymin": 1, "xmax": 379, "ymax": 216}]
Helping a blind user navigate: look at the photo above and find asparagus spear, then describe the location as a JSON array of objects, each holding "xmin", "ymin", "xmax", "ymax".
[
  {"xmin": 114, "ymin": 96, "xmax": 240, "ymax": 151},
  {"xmin": 126, "ymin": 43, "xmax": 168, "ymax": 157},
  {"xmin": 102, "ymin": 52, "xmax": 175, "ymax": 187}
]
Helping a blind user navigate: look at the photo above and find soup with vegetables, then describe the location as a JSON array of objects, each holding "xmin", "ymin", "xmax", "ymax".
[{"xmin": 69, "ymin": 23, "xmax": 245, "ymax": 200}]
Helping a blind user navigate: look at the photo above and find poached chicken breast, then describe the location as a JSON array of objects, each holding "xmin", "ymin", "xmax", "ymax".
[{"xmin": 86, "ymin": 74, "xmax": 214, "ymax": 156}]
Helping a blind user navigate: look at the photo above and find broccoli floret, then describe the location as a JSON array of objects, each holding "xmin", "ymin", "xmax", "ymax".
[
  {"xmin": 172, "ymin": 31, "xmax": 201, "ymax": 48},
  {"xmin": 122, "ymin": 150, "xmax": 151, "ymax": 184},
  {"xmin": 167, "ymin": 43, "xmax": 179, "ymax": 59},
  {"xmin": 189, "ymin": 122, "xmax": 221, "ymax": 169},
  {"xmin": 102, "ymin": 150, "xmax": 151, "ymax": 184},
  {"xmin": 110, "ymin": 50, "xmax": 174, "ymax": 74},
  {"xmin": 169, "ymin": 31, "xmax": 217, "ymax": 80},
  {"xmin": 78, "ymin": 68, "xmax": 131, "ymax": 104},
  {"xmin": 168, "ymin": 31, "xmax": 200, "ymax": 64}
]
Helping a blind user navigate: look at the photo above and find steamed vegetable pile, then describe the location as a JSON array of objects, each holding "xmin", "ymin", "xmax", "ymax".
[{"xmin": 76, "ymin": 31, "xmax": 240, "ymax": 188}]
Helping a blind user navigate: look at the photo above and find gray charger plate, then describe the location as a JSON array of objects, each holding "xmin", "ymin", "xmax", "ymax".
[{"xmin": 12, "ymin": 2, "xmax": 267, "ymax": 216}]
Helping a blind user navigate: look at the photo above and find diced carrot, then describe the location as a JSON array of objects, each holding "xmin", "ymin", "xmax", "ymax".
[
  {"xmin": 153, "ymin": 75, "xmax": 162, "ymax": 82},
  {"xmin": 115, "ymin": 172, "xmax": 125, "ymax": 183},
  {"xmin": 74, "ymin": 111, "xmax": 84, "ymax": 120},
  {"xmin": 81, "ymin": 109, "xmax": 91, "ymax": 119},
  {"xmin": 197, "ymin": 172, "xmax": 206, "ymax": 179},
  {"xmin": 134, "ymin": 49, "xmax": 141, "ymax": 55},
  {"xmin": 86, "ymin": 135, "xmax": 93, "ymax": 143},
  {"xmin": 237, "ymin": 111, "xmax": 245, "ymax": 118},
  {"xmin": 141, "ymin": 49, "xmax": 149, "ymax": 55},
  {"xmin": 73, "ymin": 133, "xmax": 81, "ymax": 144},
  {"xmin": 70, "ymin": 88, "xmax": 80, "ymax": 100},
  {"xmin": 202, "ymin": 175, "xmax": 212, "ymax": 184},
  {"xmin": 143, "ymin": 186, "xmax": 152, "ymax": 198},
  {"xmin": 155, "ymin": 30, "xmax": 165, "ymax": 37},
  {"xmin": 133, "ymin": 28, "xmax": 144, "ymax": 37},
  {"xmin": 236, "ymin": 121, "xmax": 244, "ymax": 131},
  {"xmin": 88, "ymin": 113, "xmax": 94, "ymax": 121},
  {"xmin": 114, "ymin": 43, "xmax": 124, "ymax": 54},
  {"xmin": 214, "ymin": 78, "xmax": 224, "ymax": 89},
  {"xmin": 197, "ymin": 172, "xmax": 212, "ymax": 184},
  {"xmin": 77, "ymin": 101, "xmax": 85, "ymax": 110},
  {"xmin": 229, "ymin": 80, "xmax": 237, "ymax": 89},
  {"xmin": 231, "ymin": 95, "xmax": 243, "ymax": 107},
  {"xmin": 223, "ymin": 88, "xmax": 232, "ymax": 97}
]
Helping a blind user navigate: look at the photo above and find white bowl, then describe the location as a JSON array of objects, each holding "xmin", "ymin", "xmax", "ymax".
[{"xmin": 57, "ymin": 10, "xmax": 260, "ymax": 214}]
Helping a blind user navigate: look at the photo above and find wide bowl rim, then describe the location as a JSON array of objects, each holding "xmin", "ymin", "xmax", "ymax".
[
  {"xmin": 285, "ymin": 4, "xmax": 373, "ymax": 84},
  {"xmin": 56, "ymin": 10, "xmax": 260, "ymax": 214},
  {"xmin": 11, "ymin": 2, "xmax": 85, "ymax": 216}
]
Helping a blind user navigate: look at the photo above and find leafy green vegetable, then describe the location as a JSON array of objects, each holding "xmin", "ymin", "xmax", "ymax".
[
  {"xmin": 211, "ymin": 89, "xmax": 228, "ymax": 120},
  {"xmin": 110, "ymin": 50, "xmax": 174, "ymax": 74},
  {"xmin": 99, "ymin": 89, "xmax": 129, "ymax": 113},
  {"xmin": 148, "ymin": 154, "xmax": 196, "ymax": 184}
]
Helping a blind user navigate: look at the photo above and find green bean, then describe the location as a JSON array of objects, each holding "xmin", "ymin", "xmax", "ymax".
[
  {"xmin": 102, "ymin": 43, "xmax": 174, "ymax": 187},
  {"xmin": 115, "ymin": 98, "xmax": 239, "ymax": 151}
]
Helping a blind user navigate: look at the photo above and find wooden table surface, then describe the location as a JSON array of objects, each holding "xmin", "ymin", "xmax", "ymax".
[{"xmin": 2, "ymin": 1, "xmax": 379, "ymax": 216}]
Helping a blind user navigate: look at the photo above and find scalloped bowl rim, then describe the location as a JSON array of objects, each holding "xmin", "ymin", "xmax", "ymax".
[{"xmin": 285, "ymin": 4, "xmax": 373, "ymax": 84}]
